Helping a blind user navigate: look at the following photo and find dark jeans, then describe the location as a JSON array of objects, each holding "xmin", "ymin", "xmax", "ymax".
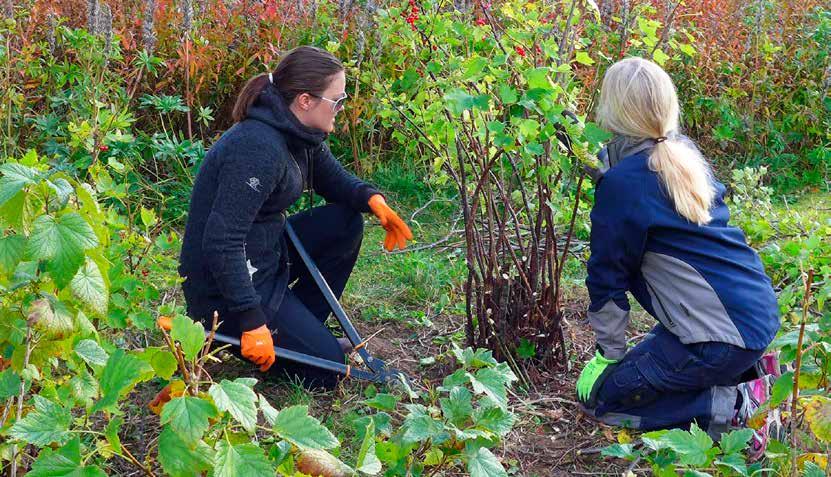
[{"xmin": 588, "ymin": 325, "xmax": 763, "ymax": 438}]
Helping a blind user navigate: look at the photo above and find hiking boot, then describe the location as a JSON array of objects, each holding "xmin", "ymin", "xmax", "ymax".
[
  {"xmin": 734, "ymin": 376, "xmax": 774, "ymax": 461},
  {"xmin": 752, "ymin": 352, "xmax": 784, "ymax": 379}
]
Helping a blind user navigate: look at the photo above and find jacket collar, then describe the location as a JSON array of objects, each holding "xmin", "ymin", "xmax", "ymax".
[{"xmin": 245, "ymin": 85, "xmax": 328, "ymax": 151}]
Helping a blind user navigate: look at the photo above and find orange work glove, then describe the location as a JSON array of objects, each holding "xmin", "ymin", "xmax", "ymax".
[
  {"xmin": 368, "ymin": 194, "xmax": 413, "ymax": 251},
  {"xmin": 241, "ymin": 325, "xmax": 276, "ymax": 372}
]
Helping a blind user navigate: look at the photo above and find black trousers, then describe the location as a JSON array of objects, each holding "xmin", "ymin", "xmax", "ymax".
[{"xmin": 262, "ymin": 203, "xmax": 364, "ymax": 388}]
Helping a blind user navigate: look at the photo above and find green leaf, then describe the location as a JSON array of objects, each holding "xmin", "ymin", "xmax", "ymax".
[
  {"xmin": 140, "ymin": 207, "xmax": 157, "ymax": 229},
  {"xmin": 0, "ymin": 188, "xmax": 25, "ymax": 229},
  {"xmin": 46, "ymin": 178, "xmax": 73, "ymax": 210},
  {"xmin": 583, "ymin": 122, "xmax": 613, "ymax": 145},
  {"xmin": 137, "ymin": 347, "xmax": 179, "ymax": 380},
  {"xmin": 74, "ymin": 339, "xmax": 109, "ymax": 367},
  {"xmin": 26, "ymin": 213, "xmax": 98, "ymax": 288},
  {"xmin": 0, "ymin": 234, "xmax": 26, "ymax": 274},
  {"xmin": 466, "ymin": 447, "xmax": 508, "ymax": 477},
  {"xmin": 234, "ymin": 377, "xmax": 258, "ymax": 388},
  {"xmin": 208, "ymin": 379, "xmax": 258, "ymax": 434},
  {"xmin": 444, "ymin": 89, "xmax": 475, "ymax": 115},
  {"xmin": 770, "ymin": 372, "xmax": 793, "ymax": 407},
  {"xmin": 364, "ymin": 393, "xmax": 399, "ymax": 412},
  {"xmin": 105, "ymin": 417, "xmax": 122, "ymax": 454},
  {"xmin": 468, "ymin": 363, "xmax": 517, "ymax": 409},
  {"xmin": 259, "ymin": 393, "xmax": 280, "ymax": 426},
  {"xmin": 473, "ymin": 405, "xmax": 515, "ymax": 436},
  {"xmin": 525, "ymin": 68, "xmax": 552, "ymax": 91},
  {"xmin": 601, "ymin": 443, "xmax": 638, "ymax": 460},
  {"xmin": 402, "ymin": 404, "xmax": 443, "ymax": 444},
  {"xmin": 28, "ymin": 437, "xmax": 107, "ymax": 477},
  {"xmin": 70, "ymin": 259, "xmax": 108, "ymax": 315},
  {"xmin": 462, "ymin": 56, "xmax": 489, "ymax": 80},
  {"xmin": 356, "ymin": 421, "xmax": 382, "ymax": 475},
  {"xmin": 682, "ymin": 471, "xmax": 713, "ymax": 477},
  {"xmin": 0, "ymin": 163, "xmax": 39, "ymax": 207},
  {"xmin": 714, "ymin": 453, "xmax": 748, "ymax": 476},
  {"xmin": 69, "ymin": 370, "xmax": 98, "ymax": 404},
  {"xmin": 803, "ymin": 462, "xmax": 825, "ymax": 477},
  {"xmin": 574, "ymin": 51, "xmax": 595, "ymax": 66},
  {"xmin": 214, "ymin": 440, "xmax": 273, "ymax": 477},
  {"xmin": 161, "ymin": 397, "xmax": 218, "ymax": 446},
  {"xmin": 718, "ymin": 428, "xmax": 753, "ymax": 455},
  {"xmin": 0, "ymin": 368, "xmax": 21, "ymax": 399},
  {"xmin": 516, "ymin": 338, "xmax": 536, "ymax": 359},
  {"xmin": 93, "ymin": 349, "xmax": 152, "ymax": 412},
  {"xmin": 440, "ymin": 386, "xmax": 473, "ymax": 426},
  {"xmin": 171, "ymin": 315, "xmax": 205, "ymax": 361},
  {"xmin": 272, "ymin": 404, "xmax": 339, "ymax": 450},
  {"xmin": 157, "ymin": 427, "xmax": 214, "ymax": 477},
  {"xmin": 679, "ymin": 43, "xmax": 696, "ymax": 57},
  {"xmin": 662, "ymin": 423, "xmax": 715, "ymax": 466},
  {"xmin": 451, "ymin": 346, "xmax": 498, "ymax": 369},
  {"xmin": 653, "ymin": 49, "xmax": 670, "ymax": 66},
  {"xmin": 9, "ymin": 395, "xmax": 72, "ymax": 446},
  {"xmin": 498, "ymin": 85, "xmax": 518, "ymax": 104}
]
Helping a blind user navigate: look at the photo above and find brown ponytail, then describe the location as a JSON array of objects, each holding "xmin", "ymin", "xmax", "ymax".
[{"xmin": 231, "ymin": 46, "xmax": 344, "ymax": 123}]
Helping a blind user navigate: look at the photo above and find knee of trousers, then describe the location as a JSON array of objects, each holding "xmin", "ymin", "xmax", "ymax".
[{"xmin": 337, "ymin": 204, "xmax": 364, "ymax": 248}]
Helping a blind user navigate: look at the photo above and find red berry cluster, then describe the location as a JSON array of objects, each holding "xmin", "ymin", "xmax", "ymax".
[
  {"xmin": 515, "ymin": 46, "xmax": 526, "ymax": 57},
  {"xmin": 403, "ymin": 0, "xmax": 419, "ymax": 31},
  {"xmin": 475, "ymin": 17, "xmax": 487, "ymax": 26}
]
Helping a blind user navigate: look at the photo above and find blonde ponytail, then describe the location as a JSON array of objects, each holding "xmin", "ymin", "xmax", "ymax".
[
  {"xmin": 597, "ymin": 57, "xmax": 715, "ymax": 225},
  {"xmin": 650, "ymin": 139, "xmax": 715, "ymax": 225}
]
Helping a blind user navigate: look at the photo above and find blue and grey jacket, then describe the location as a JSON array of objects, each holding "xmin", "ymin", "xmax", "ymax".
[{"xmin": 586, "ymin": 141, "xmax": 780, "ymax": 360}]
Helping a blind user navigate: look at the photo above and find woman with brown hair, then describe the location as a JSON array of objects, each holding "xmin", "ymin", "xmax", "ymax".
[{"xmin": 178, "ymin": 46, "xmax": 413, "ymax": 387}]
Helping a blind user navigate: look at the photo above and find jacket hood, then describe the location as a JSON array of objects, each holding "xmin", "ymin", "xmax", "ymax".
[{"xmin": 246, "ymin": 85, "xmax": 328, "ymax": 150}]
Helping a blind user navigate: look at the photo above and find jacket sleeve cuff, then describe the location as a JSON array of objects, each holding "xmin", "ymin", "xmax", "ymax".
[
  {"xmin": 355, "ymin": 184, "xmax": 382, "ymax": 213},
  {"xmin": 588, "ymin": 300, "xmax": 630, "ymax": 361},
  {"xmin": 233, "ymin": 307, "xmax": 267, "ymax": 332}
]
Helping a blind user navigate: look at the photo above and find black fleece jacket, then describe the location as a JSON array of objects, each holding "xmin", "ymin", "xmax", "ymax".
[{"xmin": 178, "ymin": 85, "xmax": 379, "ymax": 333}]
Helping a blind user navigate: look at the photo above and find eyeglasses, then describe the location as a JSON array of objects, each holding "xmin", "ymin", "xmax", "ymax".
[{"xmin": 309, "ymin": 92, "xmax": 348, "ymax": 112}]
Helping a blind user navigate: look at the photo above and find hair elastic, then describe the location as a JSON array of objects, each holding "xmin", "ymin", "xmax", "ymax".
[
  {"xmin": 268, "ymin": 72, "xmax": 273, "ymax": 84},
  {"xmin": 655, "ymin": 136, "xmax": 668, "ymax": 143}
]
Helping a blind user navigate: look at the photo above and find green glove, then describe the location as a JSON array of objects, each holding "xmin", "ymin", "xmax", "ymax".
[{"xmin": 576, "ymin": 350, "xmax": 620, "ymax": 403}]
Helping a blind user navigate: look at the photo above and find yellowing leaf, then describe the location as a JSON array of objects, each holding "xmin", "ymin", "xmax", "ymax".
[
  {"xmin": 804, "ymin": 396, "xmax": 831, "ymax": 443},
  {"xmin": 653, "ymin": 49, "xmax": 670, "ymax": 66},
  {"xmin": 574, "ymin": 51, "xmax": 595, "ymax": 66}
]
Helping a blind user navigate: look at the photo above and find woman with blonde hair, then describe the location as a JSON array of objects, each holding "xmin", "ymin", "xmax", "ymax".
[{"xmin": 575, "ymin": 57, "xmax": 782, "ymax": 458}]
